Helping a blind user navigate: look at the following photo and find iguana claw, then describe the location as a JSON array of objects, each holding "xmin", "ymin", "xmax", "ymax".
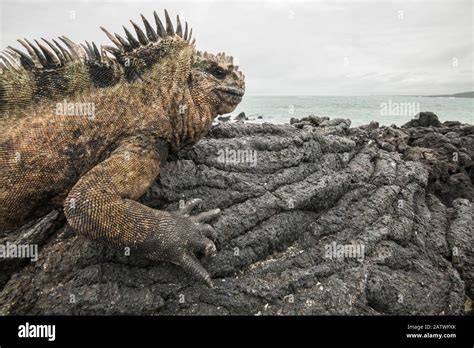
[{"xmin": 143, "ymin": 198, "xmax": 220, "ymax": 287}]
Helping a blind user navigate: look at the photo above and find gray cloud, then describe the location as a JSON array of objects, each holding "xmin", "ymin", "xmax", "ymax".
[{"xmin": 1, "ymin": 0, "xmax": 472, "ymax": 95}]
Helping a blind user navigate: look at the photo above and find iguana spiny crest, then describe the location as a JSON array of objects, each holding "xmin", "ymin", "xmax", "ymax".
[{"xmin": 0, "ymin": 9, "xmax": 245, "ymax": 119}]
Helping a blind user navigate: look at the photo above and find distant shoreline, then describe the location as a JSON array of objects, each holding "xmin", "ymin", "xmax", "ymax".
[
  {"xmin": 424, "ymin": 91, "xmax": 474, "ymax": 98},
  {"xmin": 243, "ymin": 91, "xmax": 474, "ymax": 98}
]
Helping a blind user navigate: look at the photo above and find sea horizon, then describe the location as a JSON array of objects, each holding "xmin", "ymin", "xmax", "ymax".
[
  {"xmin": 226, "ymin": 95, "xmax": 474, "ymax": 127},
  {"xmin": 242, "ymin": 94, "xmax": 473, "ymax": 97}
]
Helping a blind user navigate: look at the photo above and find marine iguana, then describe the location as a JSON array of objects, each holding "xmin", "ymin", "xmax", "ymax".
[{"xmin": 0, "ymin": 10, "xmax": 245, "ymax": 286}]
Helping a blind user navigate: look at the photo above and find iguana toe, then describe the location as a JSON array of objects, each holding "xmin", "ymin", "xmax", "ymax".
[
  {"xmin": 179, "ymin": 198, "xmax": 203, "ymax": 215},
  {"xmin": 198, "ymin": 223, "xmax": 218, "ymax": 241},
  {"xmin": 192, "ymin": 208, "xmax": 221, "ymax": 223},
  {"xmin": 180, "ymin": 252, "xmax": 214, "ymax": 288}
]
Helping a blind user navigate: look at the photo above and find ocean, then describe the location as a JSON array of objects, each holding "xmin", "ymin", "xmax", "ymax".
[{"xmin": 228, "ymin": 96, "xmax": 474, "ymax": 127}]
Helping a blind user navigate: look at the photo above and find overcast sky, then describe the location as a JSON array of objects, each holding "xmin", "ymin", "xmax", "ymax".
[{"xmin": 0, "ymin": 0, "xmax": 472, "ymax": 95}]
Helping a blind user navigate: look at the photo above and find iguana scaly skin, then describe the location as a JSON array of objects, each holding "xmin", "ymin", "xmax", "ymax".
[{"xmin": 0, "ymin": 10, "xmax": 245, "ymax": 286}]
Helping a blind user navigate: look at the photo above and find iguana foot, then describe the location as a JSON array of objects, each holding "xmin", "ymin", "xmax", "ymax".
[{"xmin": 143, "ymin": 198, "xmax": 221, "ymax": 287}]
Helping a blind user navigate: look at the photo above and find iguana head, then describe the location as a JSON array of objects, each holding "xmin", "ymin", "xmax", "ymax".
[
  {"xmin": 190, "ymin": 51, "xmax": 245, "ymax": 115},
  {"xmin": 100, "ymin": 10, "xmax": 245, "ymax": 117}
]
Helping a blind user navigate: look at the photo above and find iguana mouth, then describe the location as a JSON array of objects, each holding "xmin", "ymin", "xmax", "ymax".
[{"xmin": 216, "ymin": 86, "xmax": 244, "ymax": 97}]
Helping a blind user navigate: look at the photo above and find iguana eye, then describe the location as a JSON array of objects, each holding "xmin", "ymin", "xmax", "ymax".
[{"xmin": 211, "ymin": 66, "xmax": 226, "ymax": 79}]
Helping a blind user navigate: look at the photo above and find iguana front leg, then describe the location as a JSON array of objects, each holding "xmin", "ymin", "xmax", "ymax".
[{"xmin": 63, "ymin": 138, "xmax": 220, "ymax": 286}]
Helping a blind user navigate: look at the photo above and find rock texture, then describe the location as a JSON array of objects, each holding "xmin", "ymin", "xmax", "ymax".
[{"xmin": 0, "ymin": 114, "xmax": 472, "ymax": 315}]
